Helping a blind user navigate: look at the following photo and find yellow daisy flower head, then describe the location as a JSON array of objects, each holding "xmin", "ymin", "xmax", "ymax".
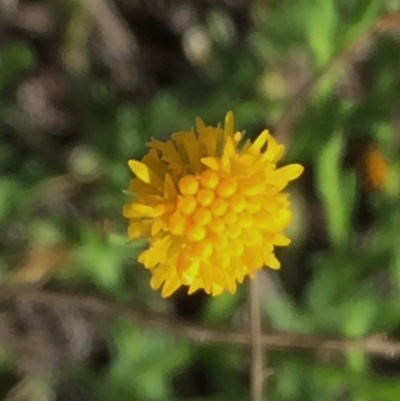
[{"xmin": 123, "ymin": 112, "xmax": 303, "ymax": 298}]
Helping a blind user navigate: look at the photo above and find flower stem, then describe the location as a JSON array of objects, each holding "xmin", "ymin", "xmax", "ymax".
[{"xmin": 249, "ymin": 273, "xmax": 265, "ymax": 401}]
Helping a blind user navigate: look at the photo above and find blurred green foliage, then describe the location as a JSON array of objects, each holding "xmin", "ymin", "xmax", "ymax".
[{"xmin": 1, "ymin": 0, "xmax": 400, "ymax": 400}]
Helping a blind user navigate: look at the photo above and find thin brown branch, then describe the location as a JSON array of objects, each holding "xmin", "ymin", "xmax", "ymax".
[
  {"xmin": 1, "ymin": 284, "xmax": 400, "ymax": 358},
  {"xmin": 274, "ymin": 12, "xmax": 400, "ymax": 140},
  {"xmin": 85, "ymin": 0, "xmax": 140, "ymax": 87},
  {"xmin": 249, "ymin": 275, "xmax": 264, "ymax": 401}
]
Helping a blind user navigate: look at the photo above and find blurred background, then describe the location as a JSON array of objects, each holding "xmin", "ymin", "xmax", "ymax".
[{"xmin": 1, "ymin": 0, "xmax": 400, "ymax": 400}]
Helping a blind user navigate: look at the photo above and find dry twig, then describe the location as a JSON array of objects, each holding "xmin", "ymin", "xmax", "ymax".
[
  {"xmin": 1, "ymin": 285, "xmax": 400, "ymax": 359},
  {"xmin": 85, "ymin": 0, "xmax": 140, "ymax": 87}
]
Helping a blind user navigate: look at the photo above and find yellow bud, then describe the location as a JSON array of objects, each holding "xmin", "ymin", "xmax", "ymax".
[
  {"xmin": 179, "ymin": 175, "xmax": 199, "ymax": 195},
  {"xmin": 208, "ymin": 232, "xmax": 228, "ymax": 251},
  {"xmin": 223, "ymin": 209, "xmax": 237, "ymax": 225},
  {"xmin": 177, "ymin": 195, "xmax": 197, "ymax": 215},
  {"xmin": 193, "ymin": 207, "xmax": 212, "ymax": 226},
  {"xmin": 177, "ymin": 248, "xmax": 199, "ymax": 284},
  {"xmin": 168, "ymin": 211, "xmax": 187, "ymax": 235},
  {"xmin": 199, "ymin": 169, "xmax": 220, "ymax": 189},
  {"xmin": 254, "ymin": 209, "xmax": 272, "ymax": 228},
  {"xmin": 186, "ymin": 224, "xmax": 206, "ymax": 242},
  {"xmin": 210, "ymin": 252, "xmax": 229, "ymax": 269},
  {"xmin": 197, "ymin": 188, "xmax": 215, "ymax": 207},
  {"xmin": 216, "ymin": 178, "xmax": 238, "ymax": 198},
  {"xmin": 192, "ymin": 241, "xmax": 213, "ymax": 259},
  {"xmin": 226, "ymin": 224, "xmax": 241, "ymax": 239},
  {"xmin": 210, "ymin": 197, "xmax": 228, "ymax": 216},
  {"xmin": 238, "ymin": 211, "xmax": 254, "ymax": 228},
  {"xmin": 246, "ymin": 196, "xmax": 263, "ymax": 213},
  {"xmin": 228, "ymin": 192, "xmax": 246, "ymax": 213},
  {"xmin": 229, "ymin": 239, "xmax": 244, "ymax": 257},
  {"xmin": 208, "ymin": 216, "xmax": 225, "ymax": 233}
]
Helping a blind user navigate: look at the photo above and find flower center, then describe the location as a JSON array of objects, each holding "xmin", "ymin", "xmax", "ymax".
[{"xmin": 169, "ymin": 170, "xmax": 267, "ymax": 270}]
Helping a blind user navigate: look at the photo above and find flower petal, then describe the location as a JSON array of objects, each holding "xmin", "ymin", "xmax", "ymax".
[
  {"xmin": 275, "ymin": 164, "xmax": 304, "ymax": 180},
  {"xmin": 128, "ymin": 160, "xmax": 163, "ymax": 187},
  {"xmin": 264, "ymin": 252, "xmax": 281, "ymax": 269},
  {"xmin": 128, "ymin": 220, "xmax": 151, "ymax": 239},
  {"xmin": 248, "ymin": 130, "xmax": 270, "ymax": 155},
  {"xmin": 272, "ymin": 164, "xmax": 304, "ymax": 190},
  {"xmin": 163, "ymin": 173, "xmax": 177, "ymax": 199},
  {"xmin": 151, "ymin": 218, "xmax": 164, "ymax": 236},
  {"xmin": 161, "ymin": 275, "xmax": 182, "ymax": 298},
  {"xmin": 172, "ymin": 131, "xmax": 202, "ymax": 171},
  {"xmin": 201, "ymin": 157, "xmax": 220, "ymax": 171},
  {"xmin": 223, "ymin": 136, "xmax": 235, "ymax": 159},
  {"xmin": 224, "ymin": 111, "xmax": 234, "ymax": 138},
  {"xmin": 147, "ymin": 139, "xmax": 181, "ymax": 165},
  {"xmin": 123, "ymin": 203, "xmax": 155, "ymax": 218},
  {"xmin": 198, "ymin": 126, "xmax": 218, "ymax": 157},
  {"xmin": 129, "ymin": 179, "xmax": 159, "ymax": 195},
  {"xmin": 271, "ymin": 233, "xmax": 291, "ymax": 246},
  {"xmin": 139, "ymin": 235, "xmax": 172, "ymax": 268}
]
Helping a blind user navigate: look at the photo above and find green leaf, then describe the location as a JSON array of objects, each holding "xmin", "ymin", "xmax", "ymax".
[
  {"xmin": 315, "ymin": 131, "xmax": 356, "ymax": 248},
  {"xmin": 0, "ymin": 42, "xmax": 36, "ymax": 87},
  {"xmin": 340, "ymin": 0, "xmax": 383, "ymax": 50},
  {"xmin": 74, "ymin": 227, "xmax": 135, "ymax": 290},
  {"xmin": 306, "ymin": 0, "xmax": 337, "ymax": 68},
  {"xmin": 342, "ymin": 297, "xmax": 377, "ymax": 338},
  {"xmin": 0, "ymin": 179, "xmax": 21, "ymax": 220}
]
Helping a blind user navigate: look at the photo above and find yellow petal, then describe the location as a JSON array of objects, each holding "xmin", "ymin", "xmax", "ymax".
[
  {"xmin": 188, "ymin": 278, "xmax": 203, "ymax": 294},
  {"xmin": 163, "ymin": 173, "xmax": 177, "ymax": 199},
  {"xmin": 195, "ymin": 117, "xmax": 206, "ymax": 131},
  {"xmin": 138, "ymin": 249, "xmax": 152, "ymax": 268},
  {"xmin": 161, "ymin": 275, "xmax": 182, "ymax": 298},
  {"xmin": 272, "ymin": 164, "xmax": 304, "ymax": 190},
  {"xmin": 128, "ymin": 220, "xmax": 151, "ymax": 239},
  {"xmin": 222, "ymin": 136, "xmax": 235, "ymax": 159},
  {"xmin": 123, "ymin": 203, "xmax": 154, "ymax": 218},
  {"xmin": 274, "ymin": 208, "xmax": 292, "ymax": 230},
  {"xmin": 138, "ymin": 235, "xmax": 172, "ymax": 268},
  {"xmin": 234, "ymin": 131, "xmax": 242, "ymax": 143},
  {"xmin": 151, "ymin": 218, "xmax": 164, "ymax": 236},
  {"xmin": 240, "ymin": 139, "xmax": 252, "ymax": 154},
  {"xmin": 238, "ymin": 154, "xmax": 256, "ymax": 168},
  {"xmin": 179, "ymin": 260, "xmax": 200, "ymax": 285},
  {"xmin": 211, "ymin": 284, "xmax": 224, "ymax": 296},
  {"xmin": 230, "ymin": 158, "xmax": 249, "ymax": 176},
  {"xmin": 147, "ymin": 139, "xmax": 181, "ymax": 165},
  {"xmin": 201, "ymin": 157, "xmax": 220, "ymax": 171},
  {"xmin": 264, "ymin": 253, "xmax": 281, "ymax": 269},
  {"xmin": 262, "ymin": 134, "xmax": 286, "ymax": 162},
  {"xmin": 248, "ymin": 130, "xmax": 270, "ymax": 155},
  {"xmin": 224, "ymin": 111, "xmax": 234, "ymax": 138},
  {"xmin": 270, "ymin": 144, "xmax": 286, "ymax": 163},
  {"xmin": 150, "ymin": 265, "xmax": 168, "ymax": 289},
  {"xmin": 128, "ymin": 179, "xmax": 159, "ymax": 195},
  {"xmin": 198, "ymin": 126, "xmax": 218, "ymax": 157},
  {"xmin": 226, "ymin": 276, "xmax": 237, "ymax": 294},
  {"xmin": 271, "ymin": 233, "xmax": 291, "ymax": 246},
  {"xmin": 128, "ymin": 160, "xmax": 163, "ymax": 187},
  {"xmin": 275, "ymin": 164, "xmax": 304, "ymax": 180},
  {"xmin": 172, "ymin": 131, "xmax": 202, "ymax": 171},
  {"xmin": 199, "ymin": 263, "xmax": 214, "ymax": 293},
  {"xmin": 142, "ymin": 149, "xmax": 167, "ymax": 176}
]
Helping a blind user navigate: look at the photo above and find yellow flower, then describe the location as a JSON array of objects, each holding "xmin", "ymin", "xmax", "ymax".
[
  {"xmin": 123, "ymin": 112, "xmax": 303, "ymax": 297},
  {"xmin": 361, "ymin": 144, "xmax": 388, "ymax": 191}
]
